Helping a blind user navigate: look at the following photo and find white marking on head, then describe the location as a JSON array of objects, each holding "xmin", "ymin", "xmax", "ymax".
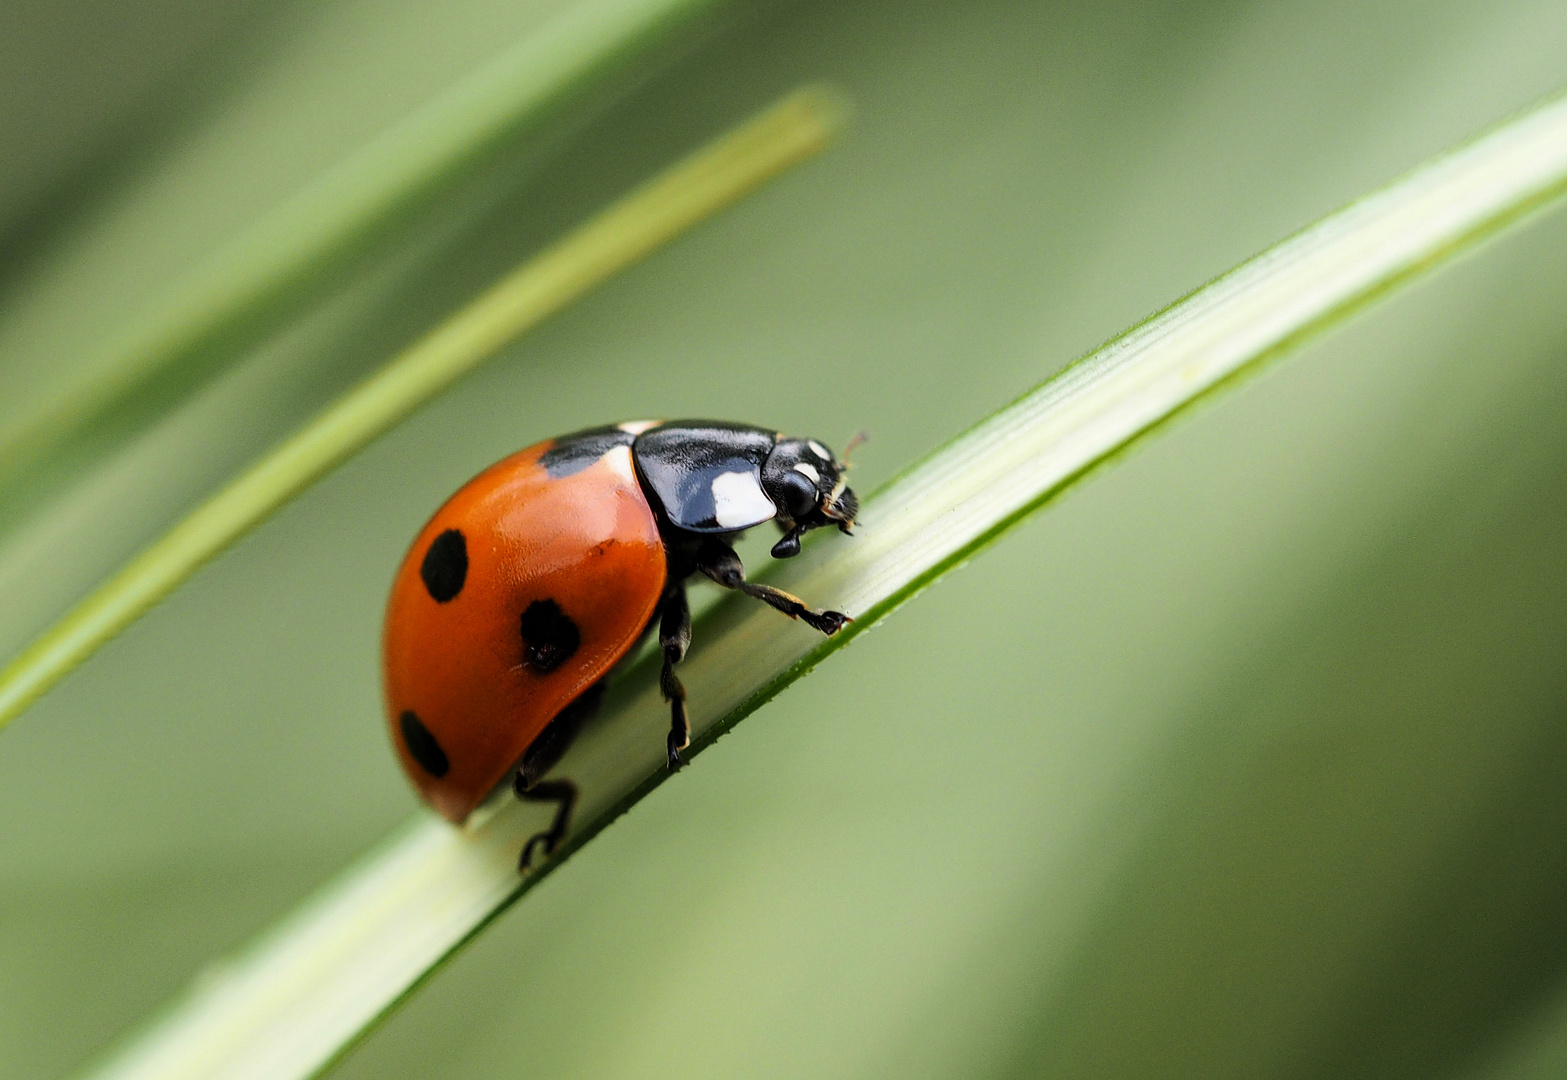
[
  {"xmin": 618, "ymin": 419, "xmax": 660, "ymax": 435},
  {"xmin": 792, "ymin": 461, "xmax": 820, "ymax": 484},
  {"xmin": 711, "ymin": 470, "xmax": 776, "ymax": 528},
  {"xmin": 807, "ymin": 440, "xmax": 830, "ymax": 462},
  {"xmin": 601, "ymin": 445, "xmax": 637, "ymax": 485}
]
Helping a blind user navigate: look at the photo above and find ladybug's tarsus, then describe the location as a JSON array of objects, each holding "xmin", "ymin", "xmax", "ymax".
[
  {"xmin": 803, "ymin": 609, "xmax": 852, "ymax": 635},
  {"xmin": 515, "ymin": 778, "xmax": 577, "ymax": 870},
  {"xmin": 664, "ymin": 691, "xmax": 690, "ymax": 769}
]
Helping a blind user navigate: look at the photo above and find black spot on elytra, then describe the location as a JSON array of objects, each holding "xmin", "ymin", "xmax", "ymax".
[
  {"xmin": 400, "ymin": 710, "xmax": 449, "ymax": 777},
  {"xmin": 420, "ymin": 529, "xmax": 467, "ymax": 602},
  {"xmin": 539, "ymin": 426, "xmax": 635, "ymax": 478},
  {"xmin": 520, "ymin": 599, "xmax": 579, "ymax": 672}
]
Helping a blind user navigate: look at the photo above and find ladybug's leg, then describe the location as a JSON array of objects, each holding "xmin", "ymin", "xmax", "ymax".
[
  {"xmin": 660, "ymin": 582, "xmax": 692, "ymax": 770},
  {"xmin": 513, "ymin": 683, "xmax": 602, "ymax": 871},
  {"xmin": 515, "ymin": 781, "xmax": 576, "ymax": 871},
  {"xmin": 694, "ymin": 538, "xmax": 851, "ymax": 635}
]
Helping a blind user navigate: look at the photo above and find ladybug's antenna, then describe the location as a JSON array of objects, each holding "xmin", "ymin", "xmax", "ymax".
[{"xmin": 841, "ymin": 430, "xmax": 869, "ymax": 469}]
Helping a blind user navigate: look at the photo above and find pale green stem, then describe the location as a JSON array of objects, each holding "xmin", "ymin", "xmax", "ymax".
[
  {"xmin": 82, "ymin": 91, "xmax": 1567, "ymax": 1080},
  {"xmin": 0, "ymin": 87, "xmax": 846, "ymax": 733}
]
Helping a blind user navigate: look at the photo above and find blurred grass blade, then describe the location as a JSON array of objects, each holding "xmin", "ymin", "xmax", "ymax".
[
  {"xmin": 0, "ymin": 0, "xmax": 730, "ymax": 511},
  {"xmin": 80, "ymin": 91, "xmax": 1567, "ymax": 1080},
  {"xmin": 0, "ymin": 86, "xmax": 846, "ymax": 734}
]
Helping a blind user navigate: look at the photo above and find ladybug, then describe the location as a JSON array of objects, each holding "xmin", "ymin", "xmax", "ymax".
[{"xmin": 383, "ymin": 420, "xmax": 858, "ymax": 868}]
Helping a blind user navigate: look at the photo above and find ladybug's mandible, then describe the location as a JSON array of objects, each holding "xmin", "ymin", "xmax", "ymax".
[{"xmin": 383, "ymin": 420, "xmax": 858, "ymax": 868}]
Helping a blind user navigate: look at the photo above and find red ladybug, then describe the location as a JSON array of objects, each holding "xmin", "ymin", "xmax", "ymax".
[{"xmin": 383, "ymin": 420, "xmax": 858, "ymax": 868}]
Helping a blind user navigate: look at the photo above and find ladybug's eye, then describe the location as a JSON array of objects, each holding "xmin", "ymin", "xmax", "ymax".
[
  {"xmin": 763, "ymin": 438, "xmax": 838, "ymax": 520},
  {"xmin": 775, "ymin": 469, "xmax": 818, "ymax": 518}
]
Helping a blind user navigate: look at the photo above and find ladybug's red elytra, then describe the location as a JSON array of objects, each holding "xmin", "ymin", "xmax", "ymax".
[{"xmin": 383, "ymin": 420, "xmax": 858, "ymax": 868}]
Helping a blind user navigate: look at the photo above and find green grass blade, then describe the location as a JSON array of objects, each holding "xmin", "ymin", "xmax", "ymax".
[
  {"xmin": 0, "ymin": 0, "xmax": 730, "ymax": 512},
  {"xmin": 77, "ymin": 88, "xmax": 1567, "ymax": 1080},
  {"xmin": 0, "ymin": 86, "xmax": 846, "ymax": 734}
]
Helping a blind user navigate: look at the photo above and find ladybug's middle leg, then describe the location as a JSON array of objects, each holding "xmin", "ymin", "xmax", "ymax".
[
  {"xmin": 513, "ymin": 682, "xmax": 602, "ymax": 871},
  {"xmin": 694, "ymin": 538, "xmax": 851, "ymax": 635},
  {"xmin": 659, "ymin": 582, "xmax": 692, "ymax": 770}
]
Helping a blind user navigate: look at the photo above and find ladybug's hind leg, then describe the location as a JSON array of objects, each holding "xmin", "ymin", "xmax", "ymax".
[
  {"xmin": 660, "ymin": 583, "xmax": 692, "ymax": 771},
  {"xmin": 694, "ymin": 538, "xmax": 851, "ymax": 635},
  {"xmin": 516, "ymin": 781, "xmax": 576, "ymax": 871},
  {"xmin": 514, "ymin": 682, "xmax": 602, "ymax": 871}
]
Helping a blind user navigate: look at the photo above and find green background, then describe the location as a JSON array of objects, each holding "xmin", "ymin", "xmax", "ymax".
[{"xmin": 3, "ymin": 0, "xmax": 1567, "ymax": 1077}]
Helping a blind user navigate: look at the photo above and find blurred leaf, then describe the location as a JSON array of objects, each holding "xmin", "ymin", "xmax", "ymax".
[{"xmin": 0, "ymin": 0, "xmax": 729, "ymax": 542}]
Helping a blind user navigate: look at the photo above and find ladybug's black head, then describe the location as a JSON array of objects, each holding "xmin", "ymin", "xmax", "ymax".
[{"xmin": 761, "ymin": 436, "xmax": 859, "ymax": 559}]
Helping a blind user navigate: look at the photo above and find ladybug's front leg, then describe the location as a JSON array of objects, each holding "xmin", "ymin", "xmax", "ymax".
[
  {"xmin": 659, "ymin": 582, "xmax": 691, "ymax": 770},
  {"xmin": 694, "ymin": 539, "xmax": 851, "ymax": 635}
]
